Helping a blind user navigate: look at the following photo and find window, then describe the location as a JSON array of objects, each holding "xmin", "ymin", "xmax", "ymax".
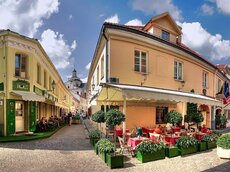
[
  {"xmin": 15, "ymin": 54, "xmax": 27, "ymax": 77},
  {"xmin": 101, "ymin": 56, "xmax": 104, "ymax": 79},
  {"xmin": 97, "ymin": 66, "xmax": 99, "ymax": 85},
  {"xmin": 203, "ymin": 72, "xmax": 208, "ymax": 88},
  {"xmin": 174, "ymin": 61, "xmax": 183, "ymax": 80},
  {"xmin": 162, "ymin": 31, "xmax": 170, "ymax": 41},
  {"xmin": 44, "ymin": 71, "xmax": 47, "ymax": 88},
  {"xmin": 134, "ymin": 50, "xmax": 147, "ymax": 73},
  {"xmin": 156, "ymin": 106, "xmax": 168, "ymax": 124},
  {"xmin": 37, "ymin": 64, "xmax": 41, "ymax": 84}
]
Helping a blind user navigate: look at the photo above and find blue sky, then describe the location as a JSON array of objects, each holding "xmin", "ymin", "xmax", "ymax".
[{"xmin": 1, "ymin": 0, "xmax": 230, "ymax": 82}]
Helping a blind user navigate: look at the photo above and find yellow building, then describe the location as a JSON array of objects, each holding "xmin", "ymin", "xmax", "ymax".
[
  {"xmin": 0, "ymin": 29, "xmax": 75, "ymax": 136},
  {"xmin": 87, "ymin": 12, "xmax": 228, "ymax": 133}
]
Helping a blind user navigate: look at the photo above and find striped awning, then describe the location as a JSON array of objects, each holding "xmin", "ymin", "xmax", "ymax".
[{"xmin": 11, "ymin": 91, "xmax": 45, "ymax": 102}]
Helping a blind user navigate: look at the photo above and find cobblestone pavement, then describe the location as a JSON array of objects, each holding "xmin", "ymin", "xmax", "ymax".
[{"xmin": 0, "ymin": 122, "xmax": 230, "ymax": 172}]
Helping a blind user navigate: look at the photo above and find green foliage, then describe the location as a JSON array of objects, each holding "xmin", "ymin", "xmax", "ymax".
[
  {"xmin": 191, "ymin": 112, "xmax": 204, "ymax": 126},
  {"xmin": 176, "ymin": 136, "xmax": 198, "ymax": 148},
  {"xmin": 184, "ymin": 114, "xmax": 191, "ymax": 123},
  {"xmin": 187, "ymin": 103, "xmax": 197, "ymax": 116},
  {"xmin": 217, "ymin": 134, "xmax": 230, "ymax": 149},
  {"xmin": 91, "ymin": 110, "xmax": 105, "ymax": 123},
  {"xmin": 165, "ymin": 110, "xmax": 182, "ymax": 126},
  {"xmin": 105, "ymin": 109, "xmax": 125, "ymax": 126},
  {"xmin": 89, "ymin": 129, "xmax": 100, "ymax": 139},
  {"xmin": 96, "ymin": 138, "xmax": 116, "ymax": 153},
  {"xmin": 215, "ymin": 114, "xmax": 221, "ymax": 125},
  {"xmin": 220, "ymin": 115, "xmax": 228, "ymax": 125},
  {"xmin": 202, "ymin": 132, "xmax": 221, "ymax": 142},
  {"xmin": 137, "ymin": 140, "xmax": 165, "ymax": 154}
]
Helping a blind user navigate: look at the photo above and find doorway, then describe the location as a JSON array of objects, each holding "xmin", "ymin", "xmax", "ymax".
[{"xmin": 15, "ymin": 101, "xmax": 24, "ymax": 132}]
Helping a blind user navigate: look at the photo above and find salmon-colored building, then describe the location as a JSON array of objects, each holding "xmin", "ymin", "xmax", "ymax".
[{"xmin": 87, "ymin": 12, "xmax": 229, "ymax": 133}]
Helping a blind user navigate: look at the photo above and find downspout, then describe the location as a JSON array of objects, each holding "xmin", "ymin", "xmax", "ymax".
[{"xmin": 102, "ymin": 29, "xmax": 109, "ymax": 83}]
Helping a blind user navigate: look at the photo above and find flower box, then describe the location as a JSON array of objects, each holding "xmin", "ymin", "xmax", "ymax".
[
  {"xmin": 94, "ymin": 144, "xmax": 98, "ymax": 155},
  {"xmin": 179, "ymin": 145, "xmax": 197, "ymax": 155},
  {"xmin": 165, "ymin": 146, "xmax": 179, "ymax": 158},
  {"xmin": 198, "ymin": 141, "xmax": 207, "ymax": 152},
  {"xmin": 90, "ymin": 138, "xmax": 99, "ymax": 147},
  {"xmin": 98, "ymin": 151, "xmax": 106, "ymax": 163},
  {"xmin": 106, "ymin": 153, "xmax": 124, "ymax": 169},
  {"xmin": 137, "ymin": 149, "xmax": 165, "ymax": 163},
  {"xmin": 207, "ymin": 141, "xmax": 216, "ymax": 149}
]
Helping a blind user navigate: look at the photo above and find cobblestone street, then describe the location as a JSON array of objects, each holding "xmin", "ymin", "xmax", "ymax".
[{"xmin": 0, "ymin": 123, "xmax": 229, "ymax": 172}]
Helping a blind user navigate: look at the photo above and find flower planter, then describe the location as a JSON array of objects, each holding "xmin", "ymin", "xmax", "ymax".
[
  {"xmin": 198, "ymin": 141, "xmax": 207, "ymax": 152},
  {"xmin": 207, "ymin": 141, "xmax": 216, "ymax": 149},
  {"xmin": 179, "ymin": 145, "xmax": 197, "ymax": 155},
  {"xmin": 90, "ymin": 138, "xmax": 99, "ymax": 147},
  {"xmin": 165, "ymin": 146, "xmax": 179, "ymax": 158},
  {"xmin": 94, "ymin": 144, "xmax": 98, "ymax": 155},
  {"xmin": 98, "ymin": 151, "xmax": 106, "ymax": 163},
  {"xmin": 137, "ymin": 149, "xmax": 165, "ymax": 163},
  {"xmin": 106, "ymin": 153, "xmax": 124, "ymax": 169},
  {"xmin": 217, "ymin": 146, "xmax": 230, "ymax": 159}
]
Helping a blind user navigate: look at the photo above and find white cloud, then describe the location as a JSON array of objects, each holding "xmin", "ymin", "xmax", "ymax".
[
  {"xmin": 201, "ymin": 4, "xmax": 214, "ymax": 15},
  {"xmin": 105, "ymin": 14, "xmax": 120, "ymax": 23},
  {"xmin": 99, "ymin": 14, "xmax": 105, "ymax": 17},
  {"xmin": 39, "ymin": 29, "xmax": 77, "ymax": 69},
  {"xmin": 0, "ymin": 0, "xmax": 59, "ymax": 37},
  {"xmin": 81, "ymin": 77, "xmax": 88, "ymax": 83},
  {"xmin": 178, "ymin": 21, "xmax": 230, "ymax": 61},
  {"xmin": 69, "ymin": 14, "xmax": 73, "ymax": 20},
  {"xmin": 215, "ymin": 0, "xmax": 230, "ymax": 15},
  {"xmin": 131, "ymin": 0, "xmax": 182, "ymax": 21},
  {"xmin": 85, "ymin": 62, "xmax": 91, "ymax": 70},
  {"xmin": 125, "ymin": 19, "xmax": 144, "ymax": 26}
]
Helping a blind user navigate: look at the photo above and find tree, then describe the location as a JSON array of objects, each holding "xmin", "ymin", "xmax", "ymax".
[
  {"xmin": 191, "ymin": 112, "xmax": 204, "ymax": 129},
  {"xmin": 92, "ymin": 110, "xmax": 105, "ymax": 136},
  {"xmin": 165, "ymin": 110, "xmax": 183, "ymax": 126}
]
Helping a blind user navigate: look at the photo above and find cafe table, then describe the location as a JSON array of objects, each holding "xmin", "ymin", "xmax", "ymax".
[
  {"xmin": 114, "ymin": 129, "xmax": 129, "ymax": 137},
  {"xmin": 127, "ymin": 137, "xmax": 149, "ymax": 148},
  {"xmin": 164, "ymin": 135, "xmax": 181, "ymax": 145}
]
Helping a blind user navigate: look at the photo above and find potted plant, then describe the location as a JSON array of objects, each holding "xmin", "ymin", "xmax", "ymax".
[
  {"xmin": 202, "ymin": 131, "xmax": 221, "ymax": 149},
  {"xmin": 165, "ymin": 146, "xmax": 180, "ymax": 158},
  {"xmin": 89, "ymin": 129, "xmax": 100, "ymax": 152},
  {"xmin": 105, "ymin": 109, "xmax": 125, "ymax": 141},
  {"xmin": 106, "ymin": 152, "xmax": 124, "ymax": 169},
  {"xmin": 165, "ymin": 110, "xmax": 183, "ymax": 126},
  {"xmin": 136, "ymin": 140, "xmax": 166, "ymax": 163},
  {"xmin": 176, "ymin": 136, "xmax": 198, "ymax": 155},
  {"xmin": 91, "ymin": 110, "xmax": 105, "ymax": 136},
  {"xmin": 191, "ymin": 112, "xmax": 204, "ymax": 130},
  {"xmin": 96, "ymin": 138, "xmax": 116, "ymax": 163},
  {"xmin": 215, "ymin": 114, "xmax": 221, "ymax": 129},
  {"xmin": 220, "ymin": 115, "xmax": 227, "ymax": 129},
  {"xmin": 198, "ymin": 140, "xmax": 207, "ymax": 152},
  {"xmin": 72, "ymin": 114, "xmax": 80, "ymax": 124},
  {"xmin": 217, "ymin": 134, "xmax": 230, "ymax": 159}
]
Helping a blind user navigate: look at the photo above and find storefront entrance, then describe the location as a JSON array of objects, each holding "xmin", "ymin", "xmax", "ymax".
[{"xmin": 15, "ymin": 101, "xmax": 24, "ymax": 132}]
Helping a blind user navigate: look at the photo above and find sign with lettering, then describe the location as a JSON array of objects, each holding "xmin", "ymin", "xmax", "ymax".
[
  {"xmin": 33, "ymin": 86, "xmax": 43, "ymax": 96},
  {"xmin": 13, "ymin": 80, "xmax": 30, "ymax": 91}
]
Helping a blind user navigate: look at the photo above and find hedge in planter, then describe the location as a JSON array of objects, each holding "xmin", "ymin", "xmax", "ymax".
[
  {"xmin": 217, "ymin": 134, "xmax": 230, "ymax": 159},
  {"xmin": 198, "ymin": 141, "xmax": 207, "ymax": 152},
  {"xmin": 176, "ymin": 136, "xmax": 198, "ymax": 155},
  {"xmin": 96, "ymin": 138, "xmax": 116, "ymax": 163},
  {"xmin": 165, "ymin": 110, "xmax": 182, "ymax": 126},
  {"xmin": 91, "ymin": 110, "xmax": 105, "ymax": 137},
  {"xmin": 202, "ymin": 131, "xmax": 221, "ymax": 149},
  {"xmin": 106, "ymin": 153, "xmax": 124, "ymax": 169},
  {"xmin": 165, "ymin": 146, "xmax": 179, "ymax": 158},
  {"xmin": 136, "ymin": 140, "xmax": 165, "ymax": 163},
  {"xmin": 89, "ymin": 129, "xmax": 100, "ymax": 147}
]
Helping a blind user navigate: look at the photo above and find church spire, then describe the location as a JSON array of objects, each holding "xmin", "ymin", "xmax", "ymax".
[{"xmin": 72, "ymin": 68, "xmax": 77, "ymax": 78}]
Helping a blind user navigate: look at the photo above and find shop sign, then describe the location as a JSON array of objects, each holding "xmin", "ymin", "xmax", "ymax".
[
  {"xmin": 13, "ymin": 80, "xmax": 30, "ymax": 91},
  {"xmin": 33, "ymin": 86, "xmax": 43, "ymax": 96}
]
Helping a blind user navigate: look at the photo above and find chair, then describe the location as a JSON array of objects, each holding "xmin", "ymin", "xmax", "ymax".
[
  {"xmin": 118, "ymin": 136, "xmax": 134, "ymax": 156},
  {"xmin": 149, "ymin": 133, "xmax": 160, "ymax": 140},
  {"xmin": 106, "ymin": 128, "xmax": 115, "ymax": 141}
]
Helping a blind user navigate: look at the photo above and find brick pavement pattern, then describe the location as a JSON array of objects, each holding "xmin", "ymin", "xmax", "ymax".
[{"xmin": 0, "ymin": 123, "xmax": 229, "ymax": 172}]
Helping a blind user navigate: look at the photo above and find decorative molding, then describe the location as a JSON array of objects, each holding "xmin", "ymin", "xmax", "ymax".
[{"xmin": 12, "ymin": 80, "xmax": 30, "ymax": 91}]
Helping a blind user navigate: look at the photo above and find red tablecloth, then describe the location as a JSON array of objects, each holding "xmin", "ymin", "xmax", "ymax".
[
  {"xmin": 127, "ymin": 137, "xmax": 149, "ymax": 148},
  {"xmin": 115, "ymin": 129, "xmax": 129, "ymax": 137},
  {"xmin": 172, "ymin": 127, "xmax": 181, "ymax": 133},
  {"xmin": 196, "ymin": 133, "xmax": 206, "ymax": 140},
  {"xmin": 142, "ymin": 127, "xmax": 154, "ymax": 134},
  {"xmin": 165, "ymin": 135, "xmax": 181, "ymax": 145}
]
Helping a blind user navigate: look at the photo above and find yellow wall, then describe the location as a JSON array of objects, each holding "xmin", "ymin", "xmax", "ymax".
[{"xmin": 110, "ymin": 37, "xmax": 215, "ymax": 97}]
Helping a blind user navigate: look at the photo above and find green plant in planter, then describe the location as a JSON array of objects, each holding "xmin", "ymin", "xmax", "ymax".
[
  {"xmin": 89, "ymin": 129, "xmax": 100, "ymax": 146},
  {"xmin": 106, "ymin": 152, "xmax": 124, "ymax": 169},
  {"xmin": 215, "ymin": 114, "xmax": 221, "ymax": 128},
  {"xmin": 105, "ymin": 109, "xmax": 125, "ymax": 126},
  {"xmin": 136, "ymin": 140, "xmax": 165, "ymax": 163},
  {"xmin": 202, "ymin": 131, "xmax": 221, "ymax": 149},
  {"xmin": 217, "ymin": 134, "xmax": 230, "ymax": 150},
  {"xmin": 96, "ymin": 138, "xmax": 116, "ymax": 162},
  {"xmin": 191, "ymin": 112, "xmax": 204, "ymax": 129},
  {"xmin": 176, "ymin": 136, "xmax": 198, "ymax": 155},
  {"xmin": 165, "ymin": 110, "xmax": 182, "ymax": 126},
  {"xmin": 91, "ymin": 110, "xmax": 105, "ymax": 136},
  {"xmin": 220, "ymin": 115, "xmax": 227, "ymax": 128}
]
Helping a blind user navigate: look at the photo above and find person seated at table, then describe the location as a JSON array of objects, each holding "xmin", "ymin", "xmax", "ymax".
[
  {"xmin": 154, "ymin": 125, "xmax": 163, "ymax": 134},
  {"xmin": 201, "ymin": 124, "xmax": 208, "ymax": 133}
]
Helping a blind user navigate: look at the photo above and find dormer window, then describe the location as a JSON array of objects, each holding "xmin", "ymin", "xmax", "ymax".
[{"xmin": 162, "ymin": 31, "xmax": 170, "ymax": 41}]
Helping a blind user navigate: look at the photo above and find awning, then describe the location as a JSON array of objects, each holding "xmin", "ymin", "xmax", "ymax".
[
  {"xmin": 97, "ymin": 83, "xmax": 222, "ymax": 106},
  {"xmin": 11, "ymin": 91, "xmax": 45, "ymax": 102}
]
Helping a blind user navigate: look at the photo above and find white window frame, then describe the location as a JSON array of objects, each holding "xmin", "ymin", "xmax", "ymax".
[
  {"xmin": 174, "ymin": 61, "xmax": 183, "ymax": 80},
  {"xmin": 203, "ymin": 71, "xmax": 209, "ymax": 88},
  {"xmin": 134, "ymin": 50, "xmax": 147, "ymax": 74}
]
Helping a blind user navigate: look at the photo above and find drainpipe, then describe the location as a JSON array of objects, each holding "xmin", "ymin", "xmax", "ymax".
[
  {"xmin": 102, "ymin": 29, "xmax": 109, "ymax": 83},
  {"xmin": 1, "ymin": 34, "xmax": 7, "ymax": 136}
]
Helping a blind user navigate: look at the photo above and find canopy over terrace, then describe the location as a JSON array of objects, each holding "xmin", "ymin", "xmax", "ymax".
[{"xmin": 97, "ymin": 83, "xmax": 222, "ymax": 136}]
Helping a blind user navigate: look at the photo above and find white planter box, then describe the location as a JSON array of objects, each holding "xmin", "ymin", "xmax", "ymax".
[{"xmin": 217, "ymin": 146, "xmax": 230, "ymax": 159}]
